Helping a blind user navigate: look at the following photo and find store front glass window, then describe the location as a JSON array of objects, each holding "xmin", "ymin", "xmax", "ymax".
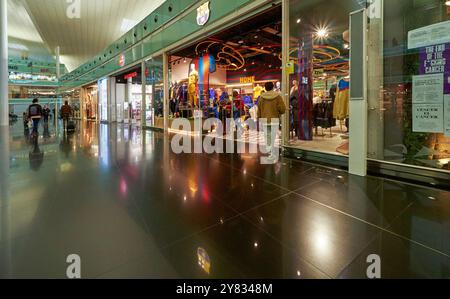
[
  {"xmin": 145, "ymin": 56, "xmax": 164, "ymax": 129},
  {"xmin": 367, "ymin": 0, "xmax": 450, "ymax": 172},
  {"xmin": 288, "ymin": 0, "xmax": 367, "ymax": 156}
]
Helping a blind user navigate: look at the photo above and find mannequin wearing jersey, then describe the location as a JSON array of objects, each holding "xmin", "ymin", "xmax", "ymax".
[{"xmin": 188, "ymin": 64, "xmax": 199, "ymax": 107}]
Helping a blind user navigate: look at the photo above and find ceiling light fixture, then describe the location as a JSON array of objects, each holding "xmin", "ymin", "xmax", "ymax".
[
  {"xmin": 297, "ymin": 18, "xmax": 301, "ymax": 24},
  {"xmin": 316, "ymin": 27, "xmax": 329, "ymax": 39}
]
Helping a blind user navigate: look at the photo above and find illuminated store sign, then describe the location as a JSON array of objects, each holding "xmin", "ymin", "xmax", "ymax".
[
  {"xmin": 119, "ymin": 54, "xmax": 126, "ymax": 67},
  {"xmin": 197, "ymin": 1, "xmax": 210, "ymax": 26},
  {"xmin": 240, "ymin": 76, "xmax": 255, "ymax": 84},
  {"xmin": 124, "ymin": 72, "xmax": 138, "ymax": 80}
]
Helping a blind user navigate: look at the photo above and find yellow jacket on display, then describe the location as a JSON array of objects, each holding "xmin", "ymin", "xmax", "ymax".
[{"xmin": 333, "ymin": 79, "xmax": 350, "ymax": 120}]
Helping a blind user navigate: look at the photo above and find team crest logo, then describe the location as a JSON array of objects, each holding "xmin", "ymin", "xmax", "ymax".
[{"xmin": 197, "ymin": 2, "xmax": 210, "ymax": 26}]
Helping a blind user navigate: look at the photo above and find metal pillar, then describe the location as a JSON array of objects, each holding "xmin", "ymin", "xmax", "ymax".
[
  {"xmin": 141, "ymin": 61, "xmax": 146, "ymax": 128},
  {"xmin": 163, "ymin": 53, "xmax": 169, "ymax": 132},
  {"xmin": 55, "ymin": 46, "xmax": 61, "ymax": 79},
  {"xmin": 281, "ymin": 0, "xmax": 290, "ymax": 146},
  {"xmin": 0, "ymin": 0, "xmax": 8, "ymax": 127}
]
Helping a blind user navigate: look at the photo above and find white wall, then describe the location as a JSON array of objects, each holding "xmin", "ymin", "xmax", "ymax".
[{"xmin": 116, "ymin": 83, "xmax": 126, "ymax": 122}]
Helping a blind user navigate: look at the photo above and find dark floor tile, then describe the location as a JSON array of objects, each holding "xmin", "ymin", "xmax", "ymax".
[
  {"xmin": 242, "ymin": 193, "xmax": 381, "ymax": 278},
  {"xmin": 296, "ymin": 174, "xmax": 415, "ymax": 228},
  {"xmin": 338, "ymin": 231, "xmax": 450, "ymax": 279},
  {"xmin": 163, "ymin": 216, "xmax": 328, "ymax": 279},
  {"xmin": 387, "ymin": 189, "xmax": 450, "ymax": 256}
]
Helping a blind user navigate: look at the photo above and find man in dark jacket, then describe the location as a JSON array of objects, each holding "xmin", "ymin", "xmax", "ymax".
[
  {"xmin": 60, "ymin": 101, "xmax": 73, "ymax": 131},
  {"xmin": 28, "ymin": 98, "xmax": 43, "ymax": 136}
]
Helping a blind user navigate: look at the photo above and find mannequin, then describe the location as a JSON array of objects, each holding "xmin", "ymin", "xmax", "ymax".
[
  {"xmin": 275, "ymin": 81, "xmax": 281, "ymax": 92},
  {"xmin": 188, "ymin": 64, "xmax": 199, "ymax": 107},
  {"xmin": 290, "ymin": 80, "xmax": 298, "ymax": 98},
  {"xmin": 253, "ymin": 84, "xmax": 264, "ymax": 100}
]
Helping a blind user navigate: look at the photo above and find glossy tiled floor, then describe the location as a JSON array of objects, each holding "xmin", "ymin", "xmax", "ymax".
[{"xmin": 0, "ymin": 120, "xmax": 450, "ymax": 279}]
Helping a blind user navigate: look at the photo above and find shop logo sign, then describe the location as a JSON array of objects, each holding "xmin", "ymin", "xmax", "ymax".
[
  {"xmin": 119, "ymin": 54, "xmax": 125, "ymax": 67},
  {"xmin": 197, "ymin": 2, "xmax": 210, "ymax": 26}
]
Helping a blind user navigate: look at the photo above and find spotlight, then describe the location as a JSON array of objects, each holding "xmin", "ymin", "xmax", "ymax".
[
  {"xmin": 316, "ymin": 27, "xmax": 329, "ymax": 38},
  {"xmin": 296, "ymin": 18, "xmax": 301, "ymax": 24}
]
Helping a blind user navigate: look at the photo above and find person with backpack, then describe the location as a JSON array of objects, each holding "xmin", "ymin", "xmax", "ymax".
[
  {"xmin": 60, "ymin": 101, "xmax": 73, "ymax": 131},
  {"xmin": 27, "ymin": 98, "xmax": 43, "ymax": 136}
]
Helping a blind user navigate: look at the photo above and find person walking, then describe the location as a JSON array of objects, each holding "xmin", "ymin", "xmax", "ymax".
[
  {"xmin": 60, "ymin": 101, "xmax": 73, "ymax": 131},
  {"xmin": 27, "ymin": 98, "xmax": 43, "ymax": 137},
  {"xmin": 42, "ymin": 105, "xmax": 51, "ymax": 123},
  {"xmin": 257, "ymin": 82, "xmax": 286, "ymax": 158}
]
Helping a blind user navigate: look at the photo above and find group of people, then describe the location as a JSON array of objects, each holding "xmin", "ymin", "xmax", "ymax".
[{"xmin": 24, "ymin": 98, "xmax": 74, "ymax": 136}]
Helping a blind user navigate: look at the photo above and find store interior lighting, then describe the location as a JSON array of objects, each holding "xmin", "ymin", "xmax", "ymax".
[{"xmin": 316, "ymin": 27, "xmax": 329, "ymax": 39}]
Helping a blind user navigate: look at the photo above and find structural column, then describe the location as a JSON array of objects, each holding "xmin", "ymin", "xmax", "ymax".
[
  {"xmin": 0, "ymin": 0, "xmax": 8, "ymax": 127},
  {"xmin": 281, "ymin": 0, "xmax": 290, "ymax": 146},
  {"xmin": 141, "ymin": 60, "xmax": 146, "ymax": 128},
  {"xmin": 163, "ymin": 53, "xmax": 169, "ymax": 132},
  {"xmin": 349, "ymin": 9, "xmax": 368, "ymax": 176}
]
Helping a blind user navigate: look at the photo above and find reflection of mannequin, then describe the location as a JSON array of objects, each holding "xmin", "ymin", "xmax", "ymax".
[
  {"xmin": 188, "ymin": 64, "xmax": 199, "ymax": 107},
  {"xmin": 275, "ymin": 81, "xmax": 281, "ymax": 92},
  {"xmin": 253, "ymin": 84, "xmax": 264, "ymax": 100},
  {"xmin": 86, "ymin": 93, "xmax": 92, "ymax": 119},
  {"xmin": 333, "ymin": 77, "xmax": 350, "ymax": 120},
  {"xmin": 290, "ymin": 80, "xmax": 298, "ymax": 98}
]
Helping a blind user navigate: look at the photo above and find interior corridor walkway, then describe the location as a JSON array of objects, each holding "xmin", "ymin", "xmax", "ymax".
[{"xmin": 0, "ymin": 120, "xmax": 449, "ymax": 279}]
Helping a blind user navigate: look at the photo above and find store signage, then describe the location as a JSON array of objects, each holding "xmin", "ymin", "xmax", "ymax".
[
  {"xmin": 240, "ymin": 76, "xmax": 255, "ymax": 84},
  {"xmin": 314, "ymin": 68, "xmax": 325, "ymax": 77},
  {"xmin": 197, "ymin": 1, "xmax": 210, "ymax": 26},
  {"xmin": 286, "ymin": 61, "xmax": 295, "ymax": 75},
  {"xmin": 124, "ymin": 72, "xmax": 138, "ymax": 80},
  {"xmin": 119, "ymin": 54, "xmax": 126, "ymax": 67}
]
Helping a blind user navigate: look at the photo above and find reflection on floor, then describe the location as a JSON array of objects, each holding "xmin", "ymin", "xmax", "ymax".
[
  {"xmin": 0, "ymin": 120, "xmax": 449, "ymax": 279},
  {"xmin": 289, "ymin": 124, "xmax": 349, "ymax": 155}
]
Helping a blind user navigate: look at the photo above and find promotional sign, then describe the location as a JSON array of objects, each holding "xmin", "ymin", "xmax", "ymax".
[
  {"xmin": 408, "ymin": 20, "xmax": 450, "ymax": 49},
  {"xmin": 413, "ymin": 104, "xmax": 444, "ymax": 133},
  {"xmin": 197, "ymin": 1, "xmax": 210, "ymax": 26},
  {"xmin": 419, "ymin": 44, "xmax": 450, "ymax": 94},
  {"xmin": 412, "ymin": 73, "xmax": 445, "ymax": 133},
  {"xmin": 412, "ymin": 74, "xmax": 444, "ymax": 104}
]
